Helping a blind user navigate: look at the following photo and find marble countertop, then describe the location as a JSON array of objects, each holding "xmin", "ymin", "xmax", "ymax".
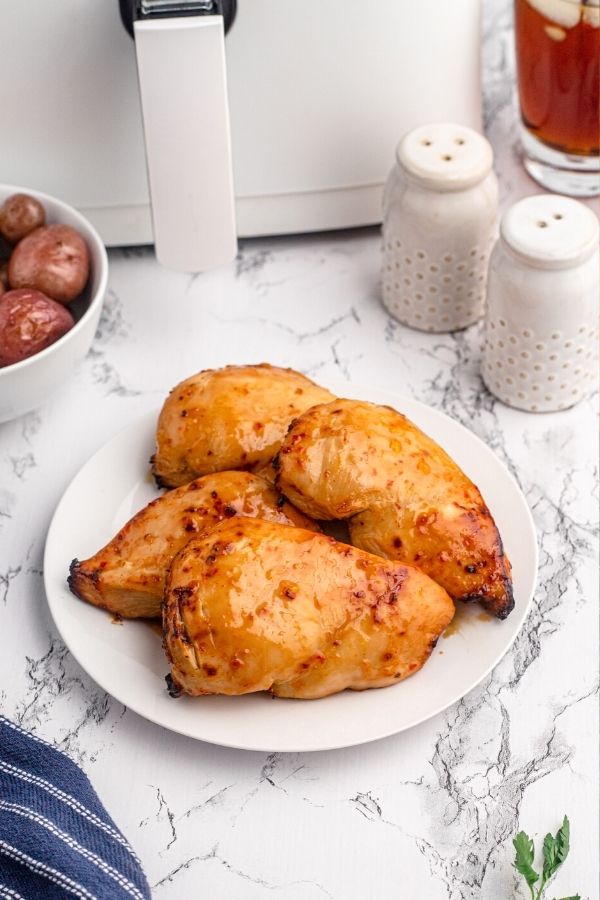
[{"xmin": 1, "ymin": 1, "xmax": 598, "ymax": 897}]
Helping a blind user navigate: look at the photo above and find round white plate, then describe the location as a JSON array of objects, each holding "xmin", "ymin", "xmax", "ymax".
[{"xmin": 44, "ymin": 381, "xmax": 537, "ymax": 753}]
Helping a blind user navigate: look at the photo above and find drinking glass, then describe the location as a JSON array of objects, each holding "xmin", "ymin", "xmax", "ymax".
[{"xmin": 514, "ymin": 0, "xmax": 599, "ymax": 197}]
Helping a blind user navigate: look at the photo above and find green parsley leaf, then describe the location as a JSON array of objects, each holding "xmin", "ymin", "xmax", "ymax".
[
  {"xmin": 513, "ymin": 831, "xmax": 539, "ymax": 890},
  {"xmin": 542, "ymin": 832, "xmax": 558, "ymax": 881},
  {"xmin": 555, "ymin": 816, "xmax": 571, "ymax": 867},
  {"xmin": 544, "ymin": 816, "xmax": 570, "ymax": 882}
]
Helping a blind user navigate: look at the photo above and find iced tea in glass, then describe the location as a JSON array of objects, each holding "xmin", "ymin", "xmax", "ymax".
[{"xmin": 515, "ymin": 0, "xmax": 599, "ymax": 196}]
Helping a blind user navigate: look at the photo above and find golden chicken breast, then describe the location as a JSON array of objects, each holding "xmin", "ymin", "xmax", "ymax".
[
  {"xmin": 163, "ymin": 518, "xmax": 454, "ymax": 700},
  {"xmin": 275, "ymin": 400, "xmax": 514, "ymax": 619},
  {"xmin": 152, "ymin": 364, "xmax": 334, "ymax": 488},
  {"xmin": 68, "ymin": 471, "xmax": 318, "ymax": 619}
]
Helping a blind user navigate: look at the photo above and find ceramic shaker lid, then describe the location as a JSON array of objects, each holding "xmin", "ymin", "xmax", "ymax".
[
  {"xmin": 396, "ymin": 123, "xmax": 493, "ymax": 191},
  {"xmin": 501, "ymin": 194, "xmax": 599, "ymax": 269}
]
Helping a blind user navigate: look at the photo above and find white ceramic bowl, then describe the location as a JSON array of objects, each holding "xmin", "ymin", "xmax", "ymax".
[{"xmin": 0, "ymin": 184, "xmax": 108, "ymax": 422}]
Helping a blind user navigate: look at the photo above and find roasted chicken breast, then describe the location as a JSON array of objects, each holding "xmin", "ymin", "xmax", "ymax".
[
  {"xmin": 163, "ymin": 518, "xmax": 454, "ymax": 700},
  {"xmin": 275, "ymin": 399, "xmax": 514, "ymax": 619},
  {"xmin": 152, "ymin": 364, "xmax": 334, "ymax": 488},
  {"xmin": 68, "ymin": 471, "xmax": 318, "ymax": 619}
]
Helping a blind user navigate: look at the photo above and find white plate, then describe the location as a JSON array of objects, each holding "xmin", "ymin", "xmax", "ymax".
[{"xmin": 44, "ymin": 382, "xmax": 537, "ymax": 753}]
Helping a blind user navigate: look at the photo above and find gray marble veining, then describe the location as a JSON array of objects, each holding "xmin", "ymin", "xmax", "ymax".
[{"xmin": 0, "ymin": 1, "xmax": 598, "ymax": 897}]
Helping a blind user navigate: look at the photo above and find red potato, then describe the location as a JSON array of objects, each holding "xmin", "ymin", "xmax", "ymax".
[
  {"xmin": 0, "ymin": 289, "xmax": 74, "ymax": 367},
  {"xmin": 0, "ymin": 263, "xmax": 7, "ymax": 297},
  {"xmin": 8, "ymin": 224, "xmax": 90, "ymax": 304},
  {"xmin": 0, "ymin": 193, "xmax": 45, "ymax": 244}
]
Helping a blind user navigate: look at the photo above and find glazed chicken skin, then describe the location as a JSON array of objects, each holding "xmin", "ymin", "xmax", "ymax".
[
  {"xmin": 275, "ymin": 400, "xmax": 514, "ymax": 619},
  {"xmin": 163, "ymin": 518, "xmax": 454, "ymax": 700},
  {"xmin": 68, "ymin": 471, "xmax": 318, "ymax": 619},
  {"xmin": 152, "ymin": 364, "xmax": 334, "ymax": 488}
]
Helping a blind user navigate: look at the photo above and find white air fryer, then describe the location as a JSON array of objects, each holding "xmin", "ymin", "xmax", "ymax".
[{"xmin": 2, "ymin": 0, "xmax": 483, "ymax": 271}]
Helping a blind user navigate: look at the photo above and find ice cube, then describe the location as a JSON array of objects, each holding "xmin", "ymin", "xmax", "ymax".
[
  {"xmin": 526, "ymin": 0, "xmax": 581, "ymax": 28},
  {"xmin": 583, "ymin": 0, "xmax": 599, "ymax": 28}
]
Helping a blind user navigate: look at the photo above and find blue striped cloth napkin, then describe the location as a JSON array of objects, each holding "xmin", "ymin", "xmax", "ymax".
[{"xmin": 0, "ymin": 716, "xmax": 151, "ymax": 900}]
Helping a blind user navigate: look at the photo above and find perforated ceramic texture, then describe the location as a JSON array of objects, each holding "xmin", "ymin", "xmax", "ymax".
[
  {"xmin": 482, "ymin": 195, "xmax": 599, "ymax": 412},
  {"xmin": 482, "ymin": 317, "xmax": 598, "ymax": 412},
  {"xmin": 382, "ymin": 233, "xmax": 495, "ymax": 332},
  {"xmin": 381, "ymin": 124, "xmax": 498, "ymax": 333}
]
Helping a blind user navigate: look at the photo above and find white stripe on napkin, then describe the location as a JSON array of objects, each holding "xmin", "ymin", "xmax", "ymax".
[
  {"xmin": 0, "ymin": 885, "xmax": 26, "ymax": 900},
  {"xmin": 0, "ymin": 759, "xmax": 135, "ymax": 856},
  {"xmin": 0, "ymin": 841, "xmax": 93, "ymax": 900},
  {"xmin": 0, "ymin": 802, "xmax": 144, "ymax": 900}
]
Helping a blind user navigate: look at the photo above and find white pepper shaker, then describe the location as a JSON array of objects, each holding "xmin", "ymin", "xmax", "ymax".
[
  {"xmin": 381, "ymin": 123, "xmax": 498, "ymax": 332},
  {"xmin": 482, "ymin": 194, "xmax": 599, "ymax": 413}
]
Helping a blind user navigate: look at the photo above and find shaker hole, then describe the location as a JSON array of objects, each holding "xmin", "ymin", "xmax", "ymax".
[
  {"xmin": 421, "ymin": 140, "xmax": 432, "ymax": 146},
  {"xmin": 442, "ymin": 155, "xmax": 453, "ymax": 161},
  {"xmin": 454, "ymin": 138, "xmax": 466, "ymax": 145},
  {"xmin": 537, "ymin": 220, "xmax": 548, "ymax": 228},
  {"xmin": 553, "ymin": 213, "xmax": 563, "ymax": 220}
]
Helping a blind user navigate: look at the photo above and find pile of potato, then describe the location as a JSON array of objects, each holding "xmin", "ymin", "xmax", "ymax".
[{"xmin": 0, "ymin": 193, "xmax": 90, "ymax": 367}]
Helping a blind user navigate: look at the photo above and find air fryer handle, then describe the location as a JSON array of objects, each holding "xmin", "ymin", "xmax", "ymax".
[{"xmin": 131, "ymin": 9, "xmax": 237, "ymax": 272}]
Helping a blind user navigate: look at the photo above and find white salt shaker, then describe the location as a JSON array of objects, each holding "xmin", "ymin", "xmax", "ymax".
[
  {"xmin": 482, "ymin": 194, "xmax": 599, "ymax": 412},
  {"xmin": 382, "ymin": 123, "xmax": 498, "ymax": 332}
]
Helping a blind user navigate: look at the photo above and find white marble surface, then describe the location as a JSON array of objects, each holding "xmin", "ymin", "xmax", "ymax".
[{"xmin": 1, "ymin": 2, "xmax": 598, "ymax": 897}]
